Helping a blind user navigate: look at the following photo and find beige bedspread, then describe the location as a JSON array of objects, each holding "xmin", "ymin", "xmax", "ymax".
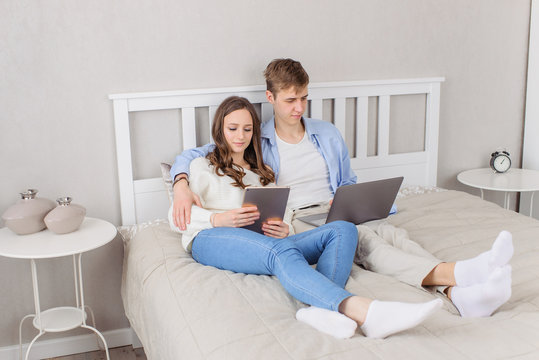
[{"xmin": 121, "ymin": 190, "xmax": 539, "ymax": 359}]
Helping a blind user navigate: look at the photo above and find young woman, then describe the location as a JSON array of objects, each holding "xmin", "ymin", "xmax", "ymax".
[{"xmin": 169, "ymin": 96, "xmax": 443, "ymax": 339}]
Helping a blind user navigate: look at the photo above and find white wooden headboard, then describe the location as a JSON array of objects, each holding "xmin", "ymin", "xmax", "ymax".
[{"xmin": 110, "ymin": 77, "xmax": 444, "ymax": 225}]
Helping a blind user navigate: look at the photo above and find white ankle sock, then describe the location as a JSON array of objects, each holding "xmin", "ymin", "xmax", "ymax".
[
  {"xmin": 451, "ymin": 265, "xmax": 512, "ymax": 318},
  {"xmin": 454, "ymin": 230, "xmax": 513, "ymax": 287},
  {"xmin": 296, "ymin": 306, "xmax": 357, "ymax": 339},
  {"xmin": 359, "ymin": 299, "xmax": 443, "ymax": 339}
]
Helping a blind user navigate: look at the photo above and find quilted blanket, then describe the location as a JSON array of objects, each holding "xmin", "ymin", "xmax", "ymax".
[{"xmin": 121, "ymin": 190, "xmax": 539, "ymax": 359}]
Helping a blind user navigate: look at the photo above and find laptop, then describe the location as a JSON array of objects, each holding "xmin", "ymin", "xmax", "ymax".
[{"xmin": 296, "ymin": 176, "xmax": 404, "ymax": 227}]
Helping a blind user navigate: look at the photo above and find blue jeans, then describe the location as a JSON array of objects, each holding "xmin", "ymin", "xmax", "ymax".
[{"xmin": 191, "ymin": 220, "xmax": 358, "ymax": 311}]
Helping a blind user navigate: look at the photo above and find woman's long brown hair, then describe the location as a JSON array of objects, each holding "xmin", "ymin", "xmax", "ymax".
[{"xmin": 207, "ymin": 96, "xmax": 275, "ymax": 188}]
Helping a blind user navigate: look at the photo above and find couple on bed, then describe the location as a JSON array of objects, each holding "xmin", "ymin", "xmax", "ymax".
[{"xmin": 168, "ymin": 58, "xmax": 513, "ymax": 339}]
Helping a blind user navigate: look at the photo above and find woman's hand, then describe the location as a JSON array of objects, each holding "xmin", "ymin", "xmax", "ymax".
[
  {"xmin": 213, "ymin": 206, "xmax": 260, "ymax": 228},
  {"xmin": 262, "ymin": 220, "xmax": 289, "ymax": 239},
  {"xmin": 172, "ymin": 180, "xmax": 202, "ymax": 230}
]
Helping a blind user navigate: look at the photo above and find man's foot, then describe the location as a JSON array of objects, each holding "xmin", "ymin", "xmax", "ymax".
[
  {"xmin": 454, "ymin": 230, "xmax": 513, "ymax": 287},
  {"xmin": 451, "ymin": 265, "xmax": 512, "ymax": 318}
]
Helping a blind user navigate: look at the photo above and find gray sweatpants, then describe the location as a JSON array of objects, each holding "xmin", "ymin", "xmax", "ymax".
[{"xmin": 292, "ymin": 204, "xmax": 441, "ymax": 290}]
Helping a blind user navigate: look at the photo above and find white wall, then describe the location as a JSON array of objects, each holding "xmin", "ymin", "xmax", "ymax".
[{"xmin": 0, "ymin": 0, "xmax": 531, "ymax": 348}]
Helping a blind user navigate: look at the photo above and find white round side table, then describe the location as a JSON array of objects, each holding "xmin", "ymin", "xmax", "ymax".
[
  {"xmin": 0, "ymin": 217, "xmax": 117, "ymax": 360},
  {"xmin": 457, "ymin": 168, "xmax": 539, "ymax": 216}
]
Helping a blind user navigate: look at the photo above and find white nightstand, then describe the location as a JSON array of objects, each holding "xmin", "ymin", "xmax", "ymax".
[
  {"xmin": 457, "ymin": 168, "xmax": 539, "ymax": 216},
  {"xmin": 0, "ymin": 217, "xmax": 117, "ymax": 360}
]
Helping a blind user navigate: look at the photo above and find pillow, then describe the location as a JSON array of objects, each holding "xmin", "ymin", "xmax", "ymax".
[{"xmin": 160, "ymin": 162, "xmax": 174, "ymax": 205}]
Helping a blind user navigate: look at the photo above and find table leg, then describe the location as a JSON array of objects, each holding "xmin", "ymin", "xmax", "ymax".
[
  {"xmin": 76, "ymin": 254, "xmax": 86, "ymax": 325},
  {"xmin": 76, "ymin": 254, "xmax": 110, "ymax": 359},
  {"xmin": 480, "ymin": 189, "xmax": 484, "ymax": 199},
  {"xmin": 18, "ymin": 314, "xmax": 34, "ymax": 360},
  {"xmin": 73, "ymin": 255, "xmax": 80, "ymax": 308},
  {"xmin": 24, "ymin": 332, "xmax": 45, "ymax": 360},
  {"xmin": 84, "ymin": 305, "xmax": 104, "ymax": 350},
  {"xmin": 504, "ymin": 192, "xmax": 510, "ymax": 209},
  {"xmin": 21, "ymin": 260, "xmax": 44, "ymax": 360},
  {"xmin": 30, "ymin": 260, "xmax": 42, "ymax": 330}
]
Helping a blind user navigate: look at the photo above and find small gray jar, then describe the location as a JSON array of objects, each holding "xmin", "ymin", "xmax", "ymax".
[
  {"xmin": 44, "ymin": 197, "xmax": 86, "ymax": 234},
  {"xmin": 1, "ymin": 189, "xmax": 56, "ymax": 235}
]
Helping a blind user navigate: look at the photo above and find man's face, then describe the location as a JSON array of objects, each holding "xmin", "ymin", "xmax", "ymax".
[{"xmin": 266, "ymin": 86, "xmax": 308, "ymax": 126}]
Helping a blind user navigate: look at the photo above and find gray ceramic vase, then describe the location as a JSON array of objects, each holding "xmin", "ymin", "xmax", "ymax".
[
  {"xmin": 1, "ymin": 189, "xmax": 56, "ymax": 235},
  {"xmin": 44, "ymin": 197, "xmax": 86, "ymax": 234}
]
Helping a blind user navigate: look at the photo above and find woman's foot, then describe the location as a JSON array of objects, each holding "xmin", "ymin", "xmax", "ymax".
[
  {"xmin": 296, "ymin": 306, "xmax": 357, "ymax": 339},
  {"xmin": 359, "ymin": 299, "xmax": 443, "ymax": 339}
]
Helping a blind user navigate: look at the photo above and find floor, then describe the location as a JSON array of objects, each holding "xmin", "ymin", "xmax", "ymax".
[{"xmin": 47, "ymin": 346, "xmax": 147, "ymax": 360}]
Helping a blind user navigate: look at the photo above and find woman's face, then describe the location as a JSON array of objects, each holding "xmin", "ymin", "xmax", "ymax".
[{"xmin": 223, "ymin": 108, "xmax": 253, "ymax": 156}]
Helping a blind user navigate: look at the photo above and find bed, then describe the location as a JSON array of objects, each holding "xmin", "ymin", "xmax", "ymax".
[{"xmin": 110, "ymin": 79, "xmax": 539, "ymax": 359}]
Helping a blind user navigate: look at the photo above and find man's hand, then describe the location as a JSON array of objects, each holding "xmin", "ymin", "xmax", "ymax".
[
  {"xmin": 172, "ymin": 179, "xmax": 202, "ymax": 230},
  {"xmin": 213, "ymin": 206, "xmax": 260, "ymax": 228},
  {"xmin": 262, "ymin": 220, "xmax": 289, "ymax": 239}
]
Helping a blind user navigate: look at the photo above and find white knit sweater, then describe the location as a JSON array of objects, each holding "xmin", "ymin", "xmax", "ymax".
[{"xmin": 169, "ymin": 157, "xmax": 293, "ymax": 251}]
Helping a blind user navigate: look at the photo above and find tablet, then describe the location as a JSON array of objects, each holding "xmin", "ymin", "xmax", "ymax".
[{"xmin": 241, "ymin": 186, "xmax": 290, "ymax": 233}]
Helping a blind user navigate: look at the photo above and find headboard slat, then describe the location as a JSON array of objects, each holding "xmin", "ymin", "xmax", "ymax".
[
  {"xmin": 208, "ymin": 106, "xmax": 218, "ymax": 143},
  {"xmin": 356, "ymin": 96, "xmax": 369, "ymax": 159},
  {"xmin": 133, "ymin": 178, "xmax": 165, "ymax": 193},
  {"xmin": 334, "ymin": 98, "xmax": 346, "ymax": 139},
  {"xmin": 425, "ymin": 82, "xmax": 441, "ymax": 186},
  {"xmin": 181, "ymin": 107, "xmax": 197, "ymax": 149},
  {"xmin": 378, "ymin": 96, "xmax": 391, "ymax": 157},
  {"xmin": 112, "ymin": 99, "xmax": 137, "ymax": 225}
]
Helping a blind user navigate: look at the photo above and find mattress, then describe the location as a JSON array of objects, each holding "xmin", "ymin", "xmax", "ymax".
[{"xmin": 120, "ymin": 190, "xmax": 539, "ymax": 359}]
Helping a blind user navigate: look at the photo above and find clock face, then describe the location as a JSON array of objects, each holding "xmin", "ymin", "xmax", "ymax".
[{"xmin": 493, "ymin": 154, "xmax": 511, "ymax": 173}]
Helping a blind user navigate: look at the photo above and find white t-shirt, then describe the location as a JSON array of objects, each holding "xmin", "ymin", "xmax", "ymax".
[{"xmin": 276, "ymin": 132, "xmax": 333, "ymax": 209}]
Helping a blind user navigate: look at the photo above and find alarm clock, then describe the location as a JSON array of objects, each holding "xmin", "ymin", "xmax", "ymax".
[{"xmin": 490, "ymin": 150, "xmax": 511, "ymax": 173}]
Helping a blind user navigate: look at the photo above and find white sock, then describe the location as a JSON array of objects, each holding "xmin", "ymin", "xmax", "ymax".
[
  {"xmin": 454, "ymin": 230, "xmax": 513, "ymax": 287},
  {"xmin": 451, "ymin": 265, "xmax": 512, "ymax": 318},
  {"xmin": 359, "ymin": 299, "xmax": 443, "ymax": 339},
  {"xmin": 296, "ymin": 306, "xmax": 357, "ymax": 339}
]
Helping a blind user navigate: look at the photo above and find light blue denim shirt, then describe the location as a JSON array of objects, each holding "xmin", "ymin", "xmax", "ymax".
[{"xmin": 170, "ymin": 117, "xmax": 357, "ymax": 194}]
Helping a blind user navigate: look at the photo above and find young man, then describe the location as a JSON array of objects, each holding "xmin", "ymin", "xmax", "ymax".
[{"xmin": 170, "ymin": 58, "xmax": 513, "ymax": 321}]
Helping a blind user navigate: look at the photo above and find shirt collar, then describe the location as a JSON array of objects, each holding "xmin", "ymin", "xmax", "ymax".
[
  {"xmin": 261, "ymin": 117, "xmax": 276, "ymax": 145},
  {"xmin": 302, "ymin": 117, "xmax": 320, "ymax": 136},
  {"xmin": 261, "ymin": 116, "xmax": 319, "ymax": 145}
]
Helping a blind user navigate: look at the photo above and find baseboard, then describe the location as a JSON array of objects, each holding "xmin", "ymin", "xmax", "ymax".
[{"xmin": 0, "ymin": 327, "xmax": 140, "ymax": 360}]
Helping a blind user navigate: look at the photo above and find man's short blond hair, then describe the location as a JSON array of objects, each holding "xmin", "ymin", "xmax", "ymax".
[{"xmin": 263, "ymin": 58, "xmax": 309, "ymax": 96}]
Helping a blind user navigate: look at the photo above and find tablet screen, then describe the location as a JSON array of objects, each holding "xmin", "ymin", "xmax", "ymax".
[{"xmin": 241, "ymin": 187, "xmax": 290, "ymax": 233}]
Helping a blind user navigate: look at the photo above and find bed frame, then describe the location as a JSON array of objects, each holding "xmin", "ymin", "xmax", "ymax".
[{"xmin": 110, "ymin": 78, "xmax": 444, "ymax": 225}]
